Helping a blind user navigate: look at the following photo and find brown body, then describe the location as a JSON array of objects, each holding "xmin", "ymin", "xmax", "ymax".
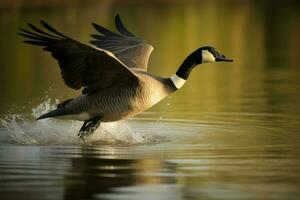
[{"xmin": 63, "ymin": 72, "xmax": 176, "ymax": 122}]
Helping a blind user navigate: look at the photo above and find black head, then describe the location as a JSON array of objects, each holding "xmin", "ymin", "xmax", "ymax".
[
  {"xmin": 198, "ymin": 46, "xmax": 233, "ymax": 63},
  {"xmin": 176, "ymin": 46, "xmax": 233, "ymax": 80}
]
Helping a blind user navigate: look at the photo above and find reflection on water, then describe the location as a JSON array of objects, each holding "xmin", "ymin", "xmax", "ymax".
[{"xmin": 0, "ymin": 0, "xmax": 300, "ymax": 199}]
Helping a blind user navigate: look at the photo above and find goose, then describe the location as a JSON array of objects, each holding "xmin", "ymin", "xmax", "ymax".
[{"xmin": 19, "ymin": 14, "xmax": 233, "ymax": 140}]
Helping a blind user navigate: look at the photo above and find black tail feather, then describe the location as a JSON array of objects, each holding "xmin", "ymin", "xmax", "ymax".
[{"xmin": 37, "ymin": 108, "xmax": 66, "ymax": 120}]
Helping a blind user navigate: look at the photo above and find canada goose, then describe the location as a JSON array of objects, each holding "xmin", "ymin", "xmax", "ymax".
[{"xmin": 19, "ymin": 14, "xmax": 233, "ymax": 140}]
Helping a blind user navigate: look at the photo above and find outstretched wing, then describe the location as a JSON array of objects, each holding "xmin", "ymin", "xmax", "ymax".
[
  {"xmin": 90, "ymin": 14, "xmax": 153, "ymax": 71},
  {"xmin": 19, "ymin": 20, "xmax": 139, "ymax": 94}
]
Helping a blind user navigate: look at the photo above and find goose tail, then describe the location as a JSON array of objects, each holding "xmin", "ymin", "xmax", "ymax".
[{"xmin": 37, "ymin": 108, "xmax": 67, "ymax": 120}]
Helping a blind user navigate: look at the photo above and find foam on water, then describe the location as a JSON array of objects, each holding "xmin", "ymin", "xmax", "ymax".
[{"xmin": 0, "ymin": 99, "xmax": 166, "ymax": 145}]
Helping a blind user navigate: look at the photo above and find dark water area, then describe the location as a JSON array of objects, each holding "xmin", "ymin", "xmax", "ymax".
[{"xmin": 0, "ymin": 0, "xmax": 300, "ymax": 199}]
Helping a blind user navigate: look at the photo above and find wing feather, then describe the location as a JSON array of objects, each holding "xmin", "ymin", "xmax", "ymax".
[
  {"xmin": 115, "ymin": 14, "xmax": 135, "ymax": 37},
  {"xmin": 90, "ymin": 14, "xmax": 153, "ymax": 71},
  {"xmin": 19, "ymin": 20, "xmax": 139, "ymax": 94}
]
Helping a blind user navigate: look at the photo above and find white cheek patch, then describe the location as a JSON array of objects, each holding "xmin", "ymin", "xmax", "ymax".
[
  {"xmin": 170, "ymin": 74, "xmax": 186, "ymax": 89},
  {"xmin": 202, "ymin": 50, "xmax": 215, "ymax": 63}
]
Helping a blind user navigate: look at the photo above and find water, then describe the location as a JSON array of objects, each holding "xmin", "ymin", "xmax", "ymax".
[{"xmin": 1, "ymin": 0, "xmax": 300, "ymax": 199}]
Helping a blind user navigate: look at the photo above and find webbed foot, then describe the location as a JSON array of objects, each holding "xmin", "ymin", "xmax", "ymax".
[{"xmin": 78, "ymin": 116, "xmax": 101, "ymax": 141}]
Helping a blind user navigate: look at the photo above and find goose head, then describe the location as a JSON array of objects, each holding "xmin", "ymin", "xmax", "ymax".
[
  {"xmin": 199, "ymin": 46, "xmax": 233, "ymax": 63},
  {"xmin": 171, "ymin": 46, "xmax": 233, "ymax": 89}
]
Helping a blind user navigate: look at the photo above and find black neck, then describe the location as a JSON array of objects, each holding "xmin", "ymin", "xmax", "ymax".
[{"xmin": 176, "ymin": 51, "xmax": 202, "ymax": 80}]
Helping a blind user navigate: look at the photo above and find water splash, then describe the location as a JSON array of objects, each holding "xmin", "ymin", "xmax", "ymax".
[
  {"xmin": 0, "ymin": 114, "xmax": 37, "ymax": 145},
  {"xmin": 31, "ymin": 97, "xmax": 59, "ymax": 118},
  {"xmin": 0, "ymin": 99, "xmax": 168, "ymax": 145}
]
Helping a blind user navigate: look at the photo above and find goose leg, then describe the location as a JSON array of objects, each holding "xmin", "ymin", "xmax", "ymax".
[{"xmin": 78, "ymin": 116, "xmax": 102, "ymax": 141}]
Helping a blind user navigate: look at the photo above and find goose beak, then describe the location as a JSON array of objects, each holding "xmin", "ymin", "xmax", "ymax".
[{"xmin": 215, "ymin": 55, "xmax": 233, "ymax": 62}]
